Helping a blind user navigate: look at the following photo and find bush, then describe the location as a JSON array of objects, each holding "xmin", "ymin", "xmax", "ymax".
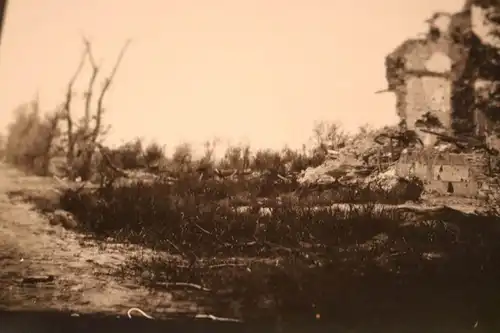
[
  {"xmin": 143, "ymin": 141, "xmax": 166, "ymax": 168},
  {"xmin": 110, "ymin": 138, "xmax": 145, "ymax": 170},
  {"xmin": 4, "ymin": 100, "xmax": 61, "ymax": 176}
]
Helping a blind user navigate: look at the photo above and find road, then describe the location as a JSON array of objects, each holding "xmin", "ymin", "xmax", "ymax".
[{"xmin": 0, "ymin": 163, "xmax": 199, "ymax": 318}]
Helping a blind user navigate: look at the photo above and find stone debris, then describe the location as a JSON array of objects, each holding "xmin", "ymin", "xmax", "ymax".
[
  {"xmin": 364, "ymin": 167, "xmax": 424, "ymax": 202},
  {"xmin": 47, "ymin": 209, "xmax": 78, "ymax": 229}
]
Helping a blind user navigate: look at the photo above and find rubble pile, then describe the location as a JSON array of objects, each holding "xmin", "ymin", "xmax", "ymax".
[
  {"xmin": 478, "ymin": 181, "xmax": 500, "ymax": 202},
  {"xmin": 297, "ymin": 153, "xmax": 371, "ymax": 186},
  {"xmin": 296, "ymin": 124, "xmax": 425, "ymax": 200},
  {"xmin": 364, "ymin": 167, "xmax": 424, "ymax": 202},
  {"xmin": 297, "ymin": 151, "xmax": 424, "ymax": 201}
]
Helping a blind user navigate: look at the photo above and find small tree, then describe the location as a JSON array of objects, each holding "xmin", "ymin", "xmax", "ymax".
[
  {"xmin": 252, "ymin": 148, "xmax": 282, "ymax": 172},
  {"xmin": 280, "ymin": 146, "xmax": 311, "ymax": 173},
  {"xmin": 171, "ymin": 142, "xmax": 193, "ymax": 174},
  {"xmin": 311, "ymin": 120, "xmax": 349, "ymax": 151},
  {"xmin": 198, "ymin": 138, "xmax": 219, "ymax": 170},
  {"xmin": 143, "ymin": 141, "xmax": 166, "ymax": 169},
  {"xmin": 112, "ymin": 138, "xmax": 144, "ymax": 170},
  {"xmin": 220, "ymin": 144, "xmax": 247, "ymax": 170}
]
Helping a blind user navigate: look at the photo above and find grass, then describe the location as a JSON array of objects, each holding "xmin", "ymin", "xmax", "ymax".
[
  {"xmin": 16, "ymin": 173, "xmax": 500, "ymax": 328},
  {"xmin": 57, "ymin": 176, "xmax": 417, "ymax": 251}
]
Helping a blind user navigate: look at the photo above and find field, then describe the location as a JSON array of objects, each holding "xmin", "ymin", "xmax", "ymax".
[{"xmin": 2, "ymin": 161, "xmax": 500, "ymax": 332}]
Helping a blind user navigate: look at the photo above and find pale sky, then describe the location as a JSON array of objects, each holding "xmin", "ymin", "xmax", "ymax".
[{"xmin": 0, "ymin": 0, "xmax": 465, "ymax": 156}]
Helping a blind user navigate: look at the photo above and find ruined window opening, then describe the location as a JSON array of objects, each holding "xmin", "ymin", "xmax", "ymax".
[{"xmin": 447, "ymin": 182, "xmax": 454, "ymax": 194}]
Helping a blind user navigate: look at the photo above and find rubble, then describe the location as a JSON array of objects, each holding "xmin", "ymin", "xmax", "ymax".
[
  {"xmin": 296, "ymin": 150, "xmax": 424, "ymax": 201},
  {"xmin": 364, "ymin": 167, "xmax": 424, "ymax": 202},
  {"xmin": 296, "ymin": 123, "xmax": 422, "ymax": 188},
  {"xmin": 297, "ymin": 152, "xmax": 374, "ymax": 186},
  {"xmin": 48, "ymin": 209, "xmax": 78, "ymax": 229}
]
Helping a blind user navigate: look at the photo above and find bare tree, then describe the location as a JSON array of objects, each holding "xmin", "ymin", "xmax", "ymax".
[
  {"xmin": 196, "ymin": 139, "xmax": 219, "ymax": 180},
  {"xmin": 60, "ymin": 36, "xmax": 131, "ymax": 181},
  {"xmin": 312, "ymin": 121, "xmax": 349, "ymax": 151}
]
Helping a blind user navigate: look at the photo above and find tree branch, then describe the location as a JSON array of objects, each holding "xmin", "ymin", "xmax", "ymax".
[
  {"xmin": 92, "ymin": 39, "xmax": 131, "ymax": 143},
  {"xmin": 81, "ymin": 35, "xmax": 100, "ymax": 131},
  {"xmin": 63, "ymin": 48, "xmax": 87, "ymax": 169}
]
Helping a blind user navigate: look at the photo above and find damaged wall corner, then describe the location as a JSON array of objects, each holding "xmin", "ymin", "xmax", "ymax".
[
  {"xmin": 384, "ymin": 2, "xmax": 500, "ymax": 140},
  {"xmin": 384, "ymin": 12, "xmax": 457, "ymax": 147}
]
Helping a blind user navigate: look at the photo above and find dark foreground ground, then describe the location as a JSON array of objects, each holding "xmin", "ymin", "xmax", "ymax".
[
  {"xmin": 1, "ymin": 308, "xmax": 499, "ymax": 333},
  {"xmin": 0, "ymin": 309, "xmax": 244, "ymax": 333}
]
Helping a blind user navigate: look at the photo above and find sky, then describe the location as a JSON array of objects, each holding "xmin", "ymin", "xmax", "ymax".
[{"xmin": 0, "ymin": 0, "xmax": 466, "ymax": 157}]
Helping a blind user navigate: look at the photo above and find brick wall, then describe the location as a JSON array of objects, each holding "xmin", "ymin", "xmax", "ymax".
[
  {"xmin": 404, "ymin": 75, "xmax": 452, "ymax": 146},
  {"xmin": 396, "ymin": 149, "xmax": 492, "ymax": 197}
]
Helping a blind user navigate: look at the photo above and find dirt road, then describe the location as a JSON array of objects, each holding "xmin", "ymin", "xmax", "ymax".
[{"xmin": 0, "ymin": 163, "xmax": 200, "ymax": 318}]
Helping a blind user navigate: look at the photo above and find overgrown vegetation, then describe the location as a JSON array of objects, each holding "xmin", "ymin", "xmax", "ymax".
[{"xmin": 56, "ymin": 180, "xmax": 500, "ymax": 326}]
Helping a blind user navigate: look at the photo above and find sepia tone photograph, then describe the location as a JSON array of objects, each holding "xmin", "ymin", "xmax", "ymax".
[{"xmin": 0, "ymin": 0, "xmax": 500, "ymax": 331}]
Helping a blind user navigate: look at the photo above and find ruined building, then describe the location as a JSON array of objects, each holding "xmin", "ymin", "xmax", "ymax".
[
  {"xmin": 385, "ymin": 0, "xmax": 500, "ymax": 143},
  {"xmin": 384, "ymin": 0, "xmax": 500, "ymax": 197}
]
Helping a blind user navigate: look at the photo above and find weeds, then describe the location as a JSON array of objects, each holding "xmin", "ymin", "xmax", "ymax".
[
  {"xmin": 59, "ymin": 178, "xmax": 406, "ymax": 254},
  {"xmin": 54, "ymin": 176, "xmax": 500, "ymax": 325}
]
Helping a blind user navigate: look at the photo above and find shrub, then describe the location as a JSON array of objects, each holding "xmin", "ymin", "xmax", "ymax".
[
  {"xmin": 4, "ymin": 100, "xmax": 61, "ymax": 176},
  {"xmin": 110, "ymin": 138, "xmax": 145, "ymax": 170},
  {"xmin": 219, "ymin": 144, "xmax": 251, "ymax": 170},
  {"xmin": 143, "ymin": 141, "xmax": 166, "ymax": 168}
]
